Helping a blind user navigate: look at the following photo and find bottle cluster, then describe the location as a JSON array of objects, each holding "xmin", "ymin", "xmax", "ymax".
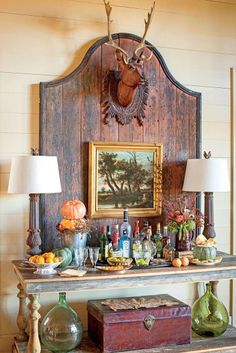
[{"xmin": 98, "ymin": 208, "xmax": 176, "ymax": 264}]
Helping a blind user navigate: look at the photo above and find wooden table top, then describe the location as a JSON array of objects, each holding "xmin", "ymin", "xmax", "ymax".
[{"xmin": 12, "ymin": 253, "xmax": 236, "ymax": 294}]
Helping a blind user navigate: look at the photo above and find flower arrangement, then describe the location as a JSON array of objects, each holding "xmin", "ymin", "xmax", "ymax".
[{"xmin": 164, "ymin": 196, "xmax": 204, "ymax": 240}]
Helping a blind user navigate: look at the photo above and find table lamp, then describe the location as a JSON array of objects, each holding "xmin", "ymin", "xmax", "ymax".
[
  {"xmin": 8, "ymin": 149, "xmax": 62, "ymax": 255},
  {"xmin": 182, "ymin": 152, "xmax": 230, "ymax": 239}
]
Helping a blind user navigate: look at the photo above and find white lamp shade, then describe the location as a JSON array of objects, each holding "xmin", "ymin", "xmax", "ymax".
[
  {"xmin": 183, "ymin": 158, "xmax": 230, "ymax": 192},
  {"xmin": 8, "ymin": 155, "xmax": 62, "ymax": 194}
]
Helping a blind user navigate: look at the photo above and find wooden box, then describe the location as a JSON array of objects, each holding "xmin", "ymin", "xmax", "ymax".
[{"xmin": 87, "ymin": 294, "xmax": 191, "ymax": 353}]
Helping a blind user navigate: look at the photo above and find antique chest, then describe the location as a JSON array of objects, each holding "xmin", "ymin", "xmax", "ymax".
[{"xmin": 87, "ymin": 294, "xmax": 191, "ymax": 353}]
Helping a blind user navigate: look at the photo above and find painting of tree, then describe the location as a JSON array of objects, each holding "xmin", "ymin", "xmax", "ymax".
[{"xmin": 97, "ymin": 150, "xmax": 154, "ymax": 209}]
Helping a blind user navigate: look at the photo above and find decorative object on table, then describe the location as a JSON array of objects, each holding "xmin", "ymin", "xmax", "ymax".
[
  {"xmin": 162, "ymin": 238, "xmax": 176, "ymax": 261},
  {"xmin": 88, "ymin": 141, "xmax": 163, "ymax": 218},
  {"xmin": 40, "ymin": 292, "xmax": 83, "ymax": 352},
  {"xmin": 52, "ymin": 247, "xmax": 73, "ymax": 267},
  {"xmin": 193, "ymin": 234, "xmax": 217, "ymax": 261},
  {"xmin": 88, "ymin": 247, "xmax": 100, "ymax": 268},
  {"xmin": 88, "ymin": 294, "xmax": 191, "ymax": 353},
  {"xmin": 57, "ymin": 199, "xmax": 89, "ymax": 261},
  {"xmin": 192, "ymin": 282, "xmax": 229, "ymax": 337},
  {"xmin": 96, "ymin": 265, "xmax": 131, "ymax": 273},
  {"xmin": 28, "ymin": 252, "xmax": 62, "ymax": 275},
  {"xmin": 107, "ymin": 257, "xmax": 133, "ymax": 266},
  {"xmin": 190, "ymin": 256, "xmax": 222, "ymax": 266},
  {"xmin": 183, "ymin": 151, "xmax": 230, "ymax": 239},
  {"xmin": 8, "ymin": 149, "xmax": 61, "ymax": 255},
  {"xmin": 165, "ymin": 197, "xmax": 204, "ymax": 251},
  {"xmin": 59, "ymin": 269, "xmax": 87, "ymax": 277},
  {"xmin": 102, "ymin": 1, "xmax": 155, "ymax": 125}
]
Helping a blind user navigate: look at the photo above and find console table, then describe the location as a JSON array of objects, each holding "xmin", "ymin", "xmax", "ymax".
[{"xmin": 12, "ymin": 253, "xmax": 236, "ymax": 353}]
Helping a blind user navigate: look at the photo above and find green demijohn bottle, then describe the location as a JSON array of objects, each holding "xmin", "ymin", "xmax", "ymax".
[
  {"xmin": 192, "ymin": 283, "xmax": 229, "ymax": 337},
  {"xmin": 40, "ymin": 292, "xmax": 83, "ymax": 352}
]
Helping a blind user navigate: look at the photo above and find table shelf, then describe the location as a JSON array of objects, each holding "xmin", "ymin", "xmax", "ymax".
[{"xmin": 13, "ymin": 326, "xmax": 236, "ymax": 353}]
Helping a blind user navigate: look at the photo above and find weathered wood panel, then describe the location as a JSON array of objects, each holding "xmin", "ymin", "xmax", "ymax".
[{"xmin": 40, "ymin": 33, "xmax": 201, "ymax": 250}]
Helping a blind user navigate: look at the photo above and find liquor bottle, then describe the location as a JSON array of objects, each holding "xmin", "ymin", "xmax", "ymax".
[
  {"xmin": 161, "ymin": 225, "xmax": 169, "ymax": 247},
  {"xmin": 142, "ymin": 226, "xmax": 156, "ymax": 259},
  {"xmin": 132, "ymin": 220, "xmax": 142, "ymax": 259},
  {"xmin": 154, "ymin": 222, "xmax": 163, "ymax": 258},
  {"xmin": 163, "ymin": 238, "xmax": 175, "ymax": 261},
  {"xmin": 119, "ymin": 208, "xmax": 131, "ymax": 238},
  {"xmin": 109, "ymin": 226, "xmax": 122, "ymax": 257},
  {"xmin": 106, "ymin": 225, "xmax": 112, "ymax": 244},
  {"xmin": 99, "ymin": 226, "xmax": 109, "ymax": 262},
  {"xmin": 120, "ymin": 229, "xmax": 131, "ymax": 258},
  {"xmin": 140, "ymin": 220, "xmax": 149, "ymax": 240}
]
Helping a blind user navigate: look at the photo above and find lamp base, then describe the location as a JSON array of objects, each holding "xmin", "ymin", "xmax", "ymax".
[
  {"xmin": 26, "ymin": 194, "xmax": 42, "ymax": 256},
  {"xmin": 202, "ymin": 225, "xmax": 216, "ymax": 239}
]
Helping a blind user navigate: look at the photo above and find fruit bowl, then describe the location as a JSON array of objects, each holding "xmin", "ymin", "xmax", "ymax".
[
  {"xmin": 28, "ymin": 260, "xmax": 63, "ymax": 275},
  {"xmin": 107, "ymin": 257, "xmax": 133, "ymax": 266}
]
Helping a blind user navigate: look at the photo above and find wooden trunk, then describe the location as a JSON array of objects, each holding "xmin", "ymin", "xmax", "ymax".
[{"xmin": 87, "ymin": 294, "xmax": 191, "ymax": 353}]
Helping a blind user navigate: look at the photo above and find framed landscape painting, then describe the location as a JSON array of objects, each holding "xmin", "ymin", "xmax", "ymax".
[{"xmin": 88, "ymin": 142, "xmax": 163, "ymax": 218}]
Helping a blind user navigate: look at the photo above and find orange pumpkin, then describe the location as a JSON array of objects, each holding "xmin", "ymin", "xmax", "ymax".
[
  {"xmin": 60, "ymin": 199, "xmax": 86, "ymax": 220},
  {"xmin": 181, "ymin": 257, "xmax": 189, "ymax": 267}
]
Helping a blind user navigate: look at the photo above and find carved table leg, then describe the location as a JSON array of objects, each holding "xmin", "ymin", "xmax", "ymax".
[
  {"xmin": 210, "ymin": 280, "xmax": 219, "ymax": 296},
  {"xmin": 16, "ymin": 283, "xmax": 28, "ymax": 342},
  {"xmin": 27, "ymin": 294, "xmax": 41, "ymax": 353}
]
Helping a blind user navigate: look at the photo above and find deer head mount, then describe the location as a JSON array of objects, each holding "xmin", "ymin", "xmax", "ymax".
[{"xmin": 102, "ymin": 1, "xmax": 155, "ymax": 125}]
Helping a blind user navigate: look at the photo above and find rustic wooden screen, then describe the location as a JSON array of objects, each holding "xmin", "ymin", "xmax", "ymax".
[{"xmin": 40, "ymin": 33, "xmax": 201, "ymax": 250}]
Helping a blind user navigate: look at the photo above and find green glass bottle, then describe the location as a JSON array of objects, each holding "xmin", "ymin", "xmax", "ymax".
[
  {"xmin": 192, "ymin": 283, "xmax": 229, "ymax": 337},
  {"xmin": 40, "ymin": 292, "xmax": 83, "ymax": 352}
]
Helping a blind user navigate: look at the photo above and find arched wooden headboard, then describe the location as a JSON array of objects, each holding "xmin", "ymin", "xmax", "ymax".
[{"xmin": 40, "ymin": 33, "xmax": 201, "ymax": 250}]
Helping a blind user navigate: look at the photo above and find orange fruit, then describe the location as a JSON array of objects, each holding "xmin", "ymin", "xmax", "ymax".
[
  {"xmin": 181, "ymin": 257, "xmax": 189, "ymax": 267},
  {"xmin": 37, "ymin": 256, "xmax": 45, "ymax": 264},
  {"xmin": 53, "ymin": 257, "xmax": 60, "ymax": 263},
  {"xmin": 45, "ymin": 258, "xmax": 54, "ymax": 263},
  {"xmin": 172, "ymin": 258, "xmax": 182, "ymax": 268},
  {"xmin": 43, "ymin": 252, "xmax": 55, "ymax": 259}
]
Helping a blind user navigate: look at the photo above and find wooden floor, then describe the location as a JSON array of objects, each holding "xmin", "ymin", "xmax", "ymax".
[{"xmin": 13, "ymin": 326, "xmax": 236, "ymax": 353}]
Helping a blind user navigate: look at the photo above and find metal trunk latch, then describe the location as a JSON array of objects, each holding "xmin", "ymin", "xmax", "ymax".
[{"xmin": 143, "ymin": 314, "xmax": 155, "ymax": 331}]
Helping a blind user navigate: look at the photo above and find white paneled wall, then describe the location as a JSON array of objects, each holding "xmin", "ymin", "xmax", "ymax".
[{"xmin": 0, "ymin": 0, "xmax": 235, "ymax": 351}]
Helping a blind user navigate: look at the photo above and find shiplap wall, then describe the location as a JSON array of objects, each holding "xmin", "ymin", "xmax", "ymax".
[{"xmin": 0, "ymin": 0, "xmax": 235, "ymax": 351}]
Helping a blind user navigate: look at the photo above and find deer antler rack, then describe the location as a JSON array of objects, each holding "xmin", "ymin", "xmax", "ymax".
[
  {"xmin": 103, "ymin": 0, "xmax": 129, "ymax": 64},
  {"xmin": 133, "ymin": 1, "xmax": 156, "ymax": 62}
]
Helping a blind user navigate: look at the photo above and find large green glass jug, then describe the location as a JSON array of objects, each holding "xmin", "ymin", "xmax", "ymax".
[
  {"xmin": 192, "ymin": 283, "xmax": 229, "ymax": 337},
  {"xmin": 40, "ymin": 292, "xmax": 83, "ymax": 352}
]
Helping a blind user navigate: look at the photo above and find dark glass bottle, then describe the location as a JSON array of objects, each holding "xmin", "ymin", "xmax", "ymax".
[
  {"xmin": 40, "ymin": 292, "xmax": 83, "ymax": 352},
  {"xmin": 140, "ymin": 220, "xmax": 149, "ymax": 241},
  {"xmin": 192, "ymin": 283, "xmax": 229, "ymax": 337},
  {"xmin": 99, "ymin": 225, "xmax": 109, "ymax": 262}
]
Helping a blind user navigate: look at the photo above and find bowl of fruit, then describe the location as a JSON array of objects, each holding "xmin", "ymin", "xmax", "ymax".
[
  {"xmin": 107, "ymin": 257, "xmax": 133, "ymax": 267},
  {"xmin": 28, "ymin": 252, "xmax": 63, "ymax": 275}
]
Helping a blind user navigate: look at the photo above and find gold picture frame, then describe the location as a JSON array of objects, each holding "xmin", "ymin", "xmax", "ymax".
[{"xmin": 88, "ymin": 142, "xmax": 163, "ymax": 218}]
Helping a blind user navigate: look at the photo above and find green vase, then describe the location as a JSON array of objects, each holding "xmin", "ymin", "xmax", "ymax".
[
  {"xmin": 192, "ymin": 283, "xmax": 229, "ymax": 337},
  {"xmin": 40, "ymin": 292, "xmax": 83, "ymax": 352}
]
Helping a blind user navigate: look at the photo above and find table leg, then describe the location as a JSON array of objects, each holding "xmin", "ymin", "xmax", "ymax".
[
  {"xmin": 27, "ymin": 294, "xmax": 41, "ymax": 353},
  {"xmin": 16, "ymin": 283, "xmax": 28, "ymax": 342}
]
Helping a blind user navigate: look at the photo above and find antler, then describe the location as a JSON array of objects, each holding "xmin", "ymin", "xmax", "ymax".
[
  {"xmin": 103, "ymin": 0, "xmax": 129, "ymax": 64},
  {"xmin": 133, "ymin": 1, "xmax": 156, "ymax": 62}
]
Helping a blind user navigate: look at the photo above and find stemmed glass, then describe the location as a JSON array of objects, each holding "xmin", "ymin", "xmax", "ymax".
[
  {"xmin": 74, "ymin": 247, "xmax": 84, "ymax": 269},
  {"xmin": 82, "ymin": 247, "xmax": 89, "ymax": 269},
  {"xmin": 89, "ymin": 247, "xmax": 100, "ymax": 269}
]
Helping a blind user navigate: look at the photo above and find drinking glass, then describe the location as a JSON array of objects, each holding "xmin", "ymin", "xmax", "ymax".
[
  {"xmin": 74, "ymin": 247, "xmax": 84, "ymax": 269},
  {"xmin": 82, "ymin": 247, "xmax": 89, "ymax": 268},
  {"xmin": 89, "ymin": 247, "xmax": 100, "ymax": 268}
]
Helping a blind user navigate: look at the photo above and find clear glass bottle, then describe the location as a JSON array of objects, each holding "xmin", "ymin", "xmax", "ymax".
[
  {"xmin": 192, "ymin": 283, "xmax": 229, "ymax": 337},
  {"xmin": 132, "ymin": 220, "xmax": 142, "ymax": 259},
  {"xmin": 40, "ymin": 292, "xmax": 83, "ymax": 352},
  {"xmin": 142, "ymin": 226, "xmax": 156, "ymax": 259},
  {"xmin": 120, "ymin": 229, "xmax": 131, "ymax": 258},
  {"xmin": 109, "ymin": 226, "xmax": 122, "ymax": 257},
  {"xmin": 163, "ymin": 238, "xmax": 175, "ymax": 261},
  {"xmin": 119, "ymin": 208, "xmax": 131, "ymax": 238},
  {"xmin": 154, "ymin": 222, "xmax": 163, "ymax": 258},
  {"xmin": 140, "ymin": 220, "xmax": 149, "ymax": 241}
]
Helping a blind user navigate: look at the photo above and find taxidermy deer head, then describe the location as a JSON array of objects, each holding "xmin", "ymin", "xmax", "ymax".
[{"xmin": 103, "ymin": 1, "xmax": 155, "ymax": 108}]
